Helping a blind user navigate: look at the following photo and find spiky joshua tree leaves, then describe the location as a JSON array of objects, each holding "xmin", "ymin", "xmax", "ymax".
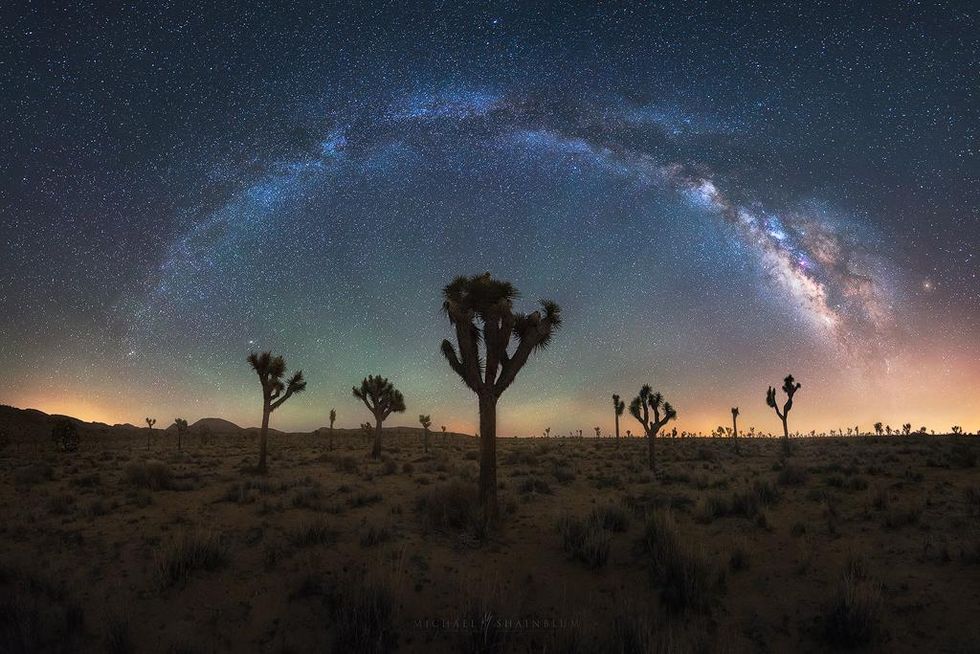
[
  {"xmin": 440, "ymin": 272, "xmax": 562, "ymax": 523},
  {"xmin": 629, "ymin": 386, "xmax": 677, "ymax": 473},
  {"xmin": 612, "ymin": 394, "xmax": 625, "ymax": 445},
  {"xmin": 248, "ymin": 351, "xmax": 307, "ymax": 473},
  {"xmin": 766, "ymin": 374, "xmax": 801, "ymax": 452},
  {"xmin": 352, "ymin": 375, "xmax": 406, "ymax": 459},
  {"xmin": 419, "ymin": 414, "xmax": 432, "ymax": 453}
]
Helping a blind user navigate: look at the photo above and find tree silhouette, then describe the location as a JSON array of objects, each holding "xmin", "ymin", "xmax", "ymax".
[
  {"xmin": 440, "ymin": 272, "xmax": 562, "ymax": 522},
  {"xmin": 248, "ymin": 351, "xmax": 307, "ymax": 473},
  {"xmin": 731, "ymin": 407, "xmax": 740, "ymax": 453},
  {"xmin": 629, "ymin": 386, "xmax": 677, "ymax": 473},
  {"xmin": 353, "ymin": 375, "xmax": 406, "ymax": 459},
  {"xmin": 874, "ymin": 421, "xmax": 883, "ymax": 436},
  {"xmin": 174, "ymin": 418, "xmax": 188, "ymax": 451},
  {"xmin": 419, "ymin": 414, "xmax": 432, "ymax": 453},
  {"xmin": 612, "ymin": 394, "xmax": 625, "ymax": 445},
  {"xmin": 51, "ymin": 419, "xmax": 79, "ymax": 453},
  {"xmin": 328, "ymin": 408, "xmax": 336, "ymax": 451},
  {"xmin": 145, "ymin": 417, "xmax": 155, "ymax": 450},
  {"xmin": 766, "ymin": 374, "xmax": 801, "ymax": 452}
]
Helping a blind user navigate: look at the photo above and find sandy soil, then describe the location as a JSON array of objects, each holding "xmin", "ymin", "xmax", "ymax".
[{"xmin": 1, "ymin": 413, "xmax": 979, "ymax": 653}]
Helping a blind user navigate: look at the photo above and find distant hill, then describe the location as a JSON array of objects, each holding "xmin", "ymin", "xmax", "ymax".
[{"xmin": 0, "ymin": 404, "xmax": 466, "ymax": 441}]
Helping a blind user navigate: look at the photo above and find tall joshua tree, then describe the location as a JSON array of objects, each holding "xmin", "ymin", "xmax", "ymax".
[
  {"xmin": 440, "ymin": 273, "xmax": 561, "ymax": 522},
  {"xmin": 629, "ymin": 386, "xmax": 677, "ymax": 473},
  {"xmin": 174, "ymin": 418, "xmax": 188, "ymax": 451},
  {"xmin": 731, "ymin": 407, "xmax": 740, "ymax": 452},
  {"xmin": 612, "ymin": 394, "xmax": 625, "ymax": 445},
  {"xmin": 766, "ymin": 374, "xmax": 801, "ymax": 452},
  {"xmin": 328, "ymin": 408, "xmax": 336, "ymax": 450},
  {"xmin": 145, "ymin": 417, "xmax": 155, "ymax": 450},
  {"xmin": 248, "ymin": 351, "xmax": 307, "ymax": 473},
  {"xmin": 419, "ymin": 414, "xmax": 432, "ymax": 453},
  {"xmin": 352, "ymin": 375, "xmax": 406, "ymax": 459}
]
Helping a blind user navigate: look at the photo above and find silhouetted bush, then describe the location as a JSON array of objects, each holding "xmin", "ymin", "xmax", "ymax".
[
  {"xmin": 557, "ymin": 513, "xmax": 610, "ymax": 569},
  {"xmin": 155, "ymin": 531, "xmax": 227, "ymax": 588}
]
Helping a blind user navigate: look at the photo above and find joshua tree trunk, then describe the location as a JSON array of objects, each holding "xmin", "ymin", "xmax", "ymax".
[
  {"xmin": 258, "ymin": 406, "xmax": 271, "ymax": 472},
  {"xmin": 782, "ymin": 416, "xmax": 789, "ymax": 440},
  {"xmin": 647, "ymin": 426, "xmax": 658, "ymax": 472},
  {"xmin": 478, "ymin": 391, "xmax": 498, "ymax": 521},
  {"xmin": 615, "ymin": 413, "xmax": 620, "ymax": 443},
  {"xmin": 372, "ymin": 416, "xmax": 383, "ymax": 459}
]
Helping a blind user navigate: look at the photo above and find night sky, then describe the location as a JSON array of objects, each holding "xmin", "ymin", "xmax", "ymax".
[{"xmin": 2, "ymin": 2, "xmax": 977, "ymax": 435}]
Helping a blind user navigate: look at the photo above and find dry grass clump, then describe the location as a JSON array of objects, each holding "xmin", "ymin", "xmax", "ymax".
[
  {"xmin": 641, "ymin": 511, "xmax": 720, "ymax": 613},
  {"xmin": 415, "ymin": 480, "xmax": 484, "ymax": 537},
  {"xmin": 287, "ymin": 521, "xmax": 338, "ymax": 547},
  {"xmin": 155, "ymin": 530, "xmax": 227, "ymax": 588},
  {"xmin": 328, "ymin": 574, "xmax": 398, "ymax": 653},
  {"xmin": 823, "ymin": 568, "xmax": 882, "ymax": 647},
  {"xmin": 0, "ymin": 568, "xmax": 85, "ymax": 652},
  {"xmin": 557, "ymin": 513, "xmax": 611, "ymax": 569},
  {"xmin": 124, "ymin": 460, "xmax": 174, "ymax": 490}
]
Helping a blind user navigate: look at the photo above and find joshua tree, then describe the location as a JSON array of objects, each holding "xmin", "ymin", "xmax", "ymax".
[
  {"xmin": 594, "ymin": 426, "xmax": 601, "ymax": 439},
  {"xmin": 612, "ymin": 394, "xmax": 625, "ymax": 444},
  {"xmin": 145, "ymin": 417, "xmax": 156, "ymax": 450},
  {"xmin": 353, "ymin": 375, "xmax": 406, "ymax": 459},
  {"xmin": 874, "ymin": 422, "xmax": 883, "ymax": 436},
  {"xmin": 544, "ymin": 427, "xmax": 551, "ymax": 438},
  {"xmin": 440, "ymin": 273, "xmax": 561, "ymax": 522},
  {"xmin": 629, "ymin": 386, "xmax": 677, "ymax": 473},
  {"xmin": 51, "ymin": 419, "xmax": 79, "ymax": 453},
  {"xmin": 419, "ymin": 414, "xmax": 432, "ymax": 452},
  {"xmin": 731, "ymin": 407, "xmax": 740, "ymax": 452},
  {"xmin": 952, "ymin": 425, "xmax": 963, "ymax": 435},
  {"xmin": 902, "ymin": 423, "xmax": 912, "ymax": 436},
  {"xmin": 174, "ymin": 418, "xmax": 188, "ymax": 451},
  {"xmin": 328, "ymin": 408, "xmax": 337, "ymax": 450},
  {"xmin": 766, "ymin": 374, "xmax": 801, "ymax": 452},
  {"xmin": 626, "ymin": 429, "xmax": 632, "ymax": 438},
  {"xmin": 248, "ymin": 351, "xmax": 307, "ymax": 473}
]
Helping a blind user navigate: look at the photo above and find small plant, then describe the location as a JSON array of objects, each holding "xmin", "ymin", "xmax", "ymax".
[
  {"xmin": 823, "ymin": 571, "xmax": 882, "ymax": 647},
  {"xmin": 557, "ymin": 513, "xmax": 611, "ymax": 569},
  {"xmin": 124, "ymin": 461, "xmax": 173, "ymax": 490},
  {"xmin": 51, "ymin": 419, "xmax": 79, "ymax": 453},
  {"xmin": 155, "ymin": 530, "xmax": 227, "ymax": 588},
  {"xmin": 328, "ymin": 575, "xmax": 398, "ymax": 654}
]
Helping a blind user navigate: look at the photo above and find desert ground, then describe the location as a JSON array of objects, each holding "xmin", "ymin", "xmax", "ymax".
[{"xmin": 1, "ymin": 406, "xmax": 979, "ymax": 653}]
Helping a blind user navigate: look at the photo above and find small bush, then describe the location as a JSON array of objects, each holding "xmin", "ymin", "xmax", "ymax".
[
  {"xmin": 328, "ymin": 575, "xmax": 397, "ymax": 654},
  {"xmin": 517, "ymin": 477, "xmax": 552, "ymax": 496},
  {"xmin": 124, "ymin": 461, "xmax": 173, "ymax": 491},
  {"xmin": 557, "ymin": 514, "xmax": 610, "ymax": 569},
  {"xmin": 823, "ymin": 573, "xmax": 882, "ymax": 647},
  {"xmin": 777, "ymin": 464, "xmax": 808, "ymax": 486},
  {"xmin": 552, "ymin": 463, "xmax": 576, "ymax": 484},
  {"xmin": 416, "ymin": 480, "xmax": 484, "ymax": 536},
  {"xmin": 593, "ymin": 504, "xmax": 630, "ymax": 532},
  {"xmin": 640, "ymin": 512, "xmax": 718, "ymax": 613},
  {"xmin": 155, "ymin": 531, "xmax": 227, "ymax": 588},
  {"xmin": 14, "ymin": 462, "xmax": 54, "ymax": 486},
  {"xmin": 288, "ymin": 521, "xmax": 338, "ymax": 547}
]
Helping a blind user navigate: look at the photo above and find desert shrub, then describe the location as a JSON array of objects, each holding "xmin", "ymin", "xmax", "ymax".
[
  {"xmin": 349, "ymin": 492, "xmax": 383, "ymax": 508},
  {"xmin": 103, "ymin": 615, "xmax": 132, "ymax": 654},
  {"xmin": 949, "ymin": 443, "xmax": 978, "ymax": 469},
  {"xmin": 328, "ymin": 575, "xmax": 397, "ymax": 654},
  {"xmin": 124, "ymin": 461, "xmax": 173, "ymax": 490},
  {"xmin": 416, "ymin": 480, "xmax": 484, "ymax": 536},
  {"xmin": 551, "ymin": 463, "xmax": 576, "ymax": 484},
  {"xmin": 777, "ymin": 463, "xmax": 808, "ymax": 486},
  {"xmin": 517, "ymin": 476, "xmax": 552, "ymax": 495},
  {"xmin": 593, "ymin": 504, "xmax": 630, "ymax": 532},
  {"xmin": 964, "ymin": 486, "xmax": 980, "ymax": 517},
  {"xmin": 0, "ymin": 571, "xmax": 84, "ymax": 652},
  {"xmin": 14, "ymin": 462, "xmax": 54, "ymax": 486},
  {"xmin": 823, "ymin": 572, "xmax": 882, "ymax": 647},
  {"xmin": 288, "ymin": 521, "xmax": 338, "ymax": 547},
  {"xmin": 155, "ymin": 531, "xmax": 227, "ymax": 588},
  {"xmin": 323, "ymin": 454, "xmax": 359, "ymax": 474},
  {"xmin": 503, "ymin": 449, "xmax": 538, "ymax": 466},
  {"xmin": 845, "ymin": 476, "xmax": 868, "ymax": 491},
  {"xmin": 557, "ymin": 514, "xmax": 610, "ymax": 569},
  {"xmin": 730, "ymin": 538, "xmax": 750, "ymax": 571},
  {"xmin": 883, "ymin": 506, "xmax": 920, "ymax": 529},
  {"xmin": 290, "ymin": 485, "xmax": 322, "ymax": 510},
  {"xmin": 360, "ymin": 524, "xmax": 392, "ymax": 547},
  {"xmin": 51, "ymin": 419, "xmax": 79, "ymax": 453},
  {"xmin": 402, "ymin": 462, "xmax": 414, "ymax": 474},
  {"xmin": 47, "ymin": 494, "xmax": 75, "ymax": 515},
  {"xmin": 640, "ymin": 512, "xmax": 719, "ymax": 613},
  {"xmin": 381, "ymin": 459, "xmax": 397, "ymax": 475}
]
